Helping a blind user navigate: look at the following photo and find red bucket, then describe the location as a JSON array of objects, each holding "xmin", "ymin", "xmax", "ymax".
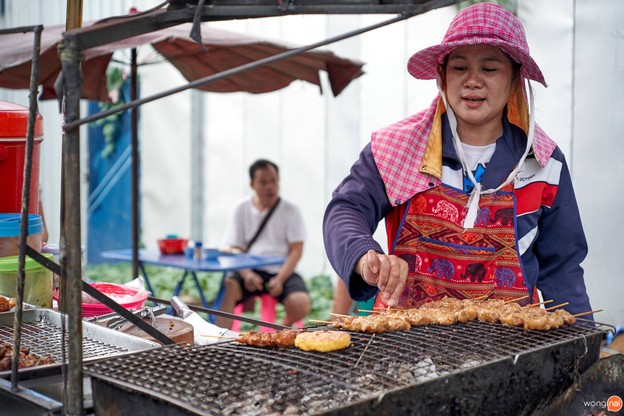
[{"xmin": 0, "ymin": 101, "xmax": 44, "ymax": 214}]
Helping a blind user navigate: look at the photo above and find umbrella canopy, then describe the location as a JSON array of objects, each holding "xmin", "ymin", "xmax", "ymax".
[{"xmin": 0, "ymin": 22, "xmax": 364, "ymax": 101}]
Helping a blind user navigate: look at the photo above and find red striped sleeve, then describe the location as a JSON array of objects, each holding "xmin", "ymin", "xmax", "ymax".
[{"xmin": 515, "ymin": 181, "xmax": 558, "ymax": 215}]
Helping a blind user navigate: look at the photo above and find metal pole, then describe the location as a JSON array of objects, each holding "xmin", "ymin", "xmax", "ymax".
[
  {"xmin": 62, "ymin": 2, "xmax": 84, "ymax": 414},
  {"xmin": 58, "ymin": 44, "xmax": 84, "ymax": 416},
  {"xmin": 190, "ymin": 90, "xmax": 204, "ymax": 243},
  {"xmin": 11, "ymin": 24, "xmax": 42, "ymax": 391},
  {"xmin": 131, "ymin": 48, "xmax": 140, "ymax": 281}
]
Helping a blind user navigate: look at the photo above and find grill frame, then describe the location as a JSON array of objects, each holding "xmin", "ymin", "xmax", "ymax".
[{"xmin": 86, "ymin": 320, "xmax": 609, "ymax": 416}]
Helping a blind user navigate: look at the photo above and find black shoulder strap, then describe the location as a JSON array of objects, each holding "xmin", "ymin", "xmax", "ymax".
[{"xmin": 245, "ymin": 197, "xmax": 281, "ymax": 252}]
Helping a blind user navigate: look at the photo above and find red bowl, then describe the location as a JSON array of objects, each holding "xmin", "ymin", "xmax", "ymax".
[
  {"xmin": 53, "ymin": 282, "xmax": 149, "ymax": 317},
  {"xmin": 157, "ymin": 238, "xmax": 188, "ymax": 254}
]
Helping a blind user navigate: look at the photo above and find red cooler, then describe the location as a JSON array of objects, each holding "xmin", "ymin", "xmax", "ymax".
[{"xmin": 0, "ymin": 101, "xmax": 43, "ymax": 214}]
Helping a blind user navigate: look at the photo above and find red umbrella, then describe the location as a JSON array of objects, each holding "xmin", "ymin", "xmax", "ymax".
[{"xmin": 0, "ymin": 22, "xmax": 364, "ymax": 101}]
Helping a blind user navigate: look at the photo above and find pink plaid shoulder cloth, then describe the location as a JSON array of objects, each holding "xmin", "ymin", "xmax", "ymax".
[{"xmin": 371, "ymin": 97, "xmax": 558, "ymax": 206}]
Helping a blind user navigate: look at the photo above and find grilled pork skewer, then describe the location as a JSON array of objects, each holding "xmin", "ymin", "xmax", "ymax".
[
  {"xmin": 206, "ymin": 328, "xmax": 352, "ymax": 352},
  {"xmin": 329, "ymin": 297, "xmax": 590, "ymax": 333},
  {"xmin": 237, "ymin": 329, "xmax": 307, "ymax": 348}
]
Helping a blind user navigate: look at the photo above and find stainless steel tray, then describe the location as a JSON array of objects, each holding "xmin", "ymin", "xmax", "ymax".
[
  {"xmin": 0, "ymin": 302, "xmax": 40, "ymax": 316},
  {"xmin": 0, "ymin": 308, "xmax": 160, "ymax": 380}
]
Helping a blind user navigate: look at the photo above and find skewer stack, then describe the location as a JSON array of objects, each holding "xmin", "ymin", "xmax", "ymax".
[{"xmin": 324, "ymin": 297, "xmax": 599, "ymax": 333}]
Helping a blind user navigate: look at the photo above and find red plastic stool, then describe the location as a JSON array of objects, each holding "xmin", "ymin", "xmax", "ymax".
[{"xmin": 232, "ymin": 294, "xmax": 303, "ymax": 332}]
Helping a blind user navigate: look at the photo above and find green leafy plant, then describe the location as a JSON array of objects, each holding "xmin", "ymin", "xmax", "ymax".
[{"xmin": 85, "ymin": 263, "xmax": 336, "ymax": 330}]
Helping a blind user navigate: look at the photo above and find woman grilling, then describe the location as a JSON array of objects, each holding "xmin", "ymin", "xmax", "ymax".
[{"xmin": 323, "ymin": 2, "xmax": 593, "ymax": 317}]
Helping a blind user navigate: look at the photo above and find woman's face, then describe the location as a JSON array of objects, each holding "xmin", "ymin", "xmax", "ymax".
[{"xmin": 444, "ymin": 44, "xmax": 515, "ymax": 135}]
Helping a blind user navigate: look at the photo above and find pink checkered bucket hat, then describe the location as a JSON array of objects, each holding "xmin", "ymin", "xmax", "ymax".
[{"xmin": 407, "ymin": 2, "xmax": 546, "ymax": 87}]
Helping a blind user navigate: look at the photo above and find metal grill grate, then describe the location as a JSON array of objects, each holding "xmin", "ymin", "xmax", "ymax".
[
  {"xmin": 0, "ymin": 320, "xmax": 126, "ymax": 361},
  {"xmin": 85, "ymin": 320, "xmax": 609, "ymax": 416},
  {"xmin": 0, "ymin": 309, "xmax": 159, "ymax": 380}
]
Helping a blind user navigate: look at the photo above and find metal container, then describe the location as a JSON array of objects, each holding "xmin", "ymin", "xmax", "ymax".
[
  {"xmin": 85, "ymin": 320, "xmax": 610, "ymax": 416},
  {"xmin": 0, "ymin": 308, "xmax": 160, "ymax": 381}
]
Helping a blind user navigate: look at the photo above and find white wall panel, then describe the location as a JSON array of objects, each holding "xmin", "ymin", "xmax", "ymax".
[
  {"xmin": 573, "ymin": 0, "xmax": 624, "ymax": 326},
  {"xmin": 521, "ymin": 0, "xmax": 574, "ymax": 157}
]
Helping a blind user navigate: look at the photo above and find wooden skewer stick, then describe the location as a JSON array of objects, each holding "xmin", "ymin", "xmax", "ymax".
[
  {"xmin": 504, "ymin": 295, "xmax": 529, "ymax": 304},
  {"xmin": 200, "ymin": 334, "xmax": 238, "ymax": 339},
  {"xmin": 546, "ymin": 302, "xmax": 569, "ymax": 311},
  {"xmin": 354, "ymin": 333, "xmax": 375, "ymax": 368},
  {"xmin": 572, "ymin": 309, "xmax": 603, "ymax": 318},
  {"xmin": 360, "ymin": 308, "xmax": 403, "ymax": 313},
  {"xmin": 308, "ymin": 319, "xmax": 333, "ymax": 324},
  {"xmin": 529, "ymin": 299, "xmax": 554, "ymax": 307},
  {"xmin": 329, "ymin": 313, "xmax": 351, "ymax": 318}
]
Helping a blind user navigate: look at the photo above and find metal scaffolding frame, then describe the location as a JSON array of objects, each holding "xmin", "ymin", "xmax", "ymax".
[{"xmin": 11, "ymin": 1, "xmax": 457, "ymax": 413}]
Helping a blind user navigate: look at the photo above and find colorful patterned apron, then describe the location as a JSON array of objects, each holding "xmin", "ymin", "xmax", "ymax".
[{"xmin": 374, "ymin": 183, "xmax": 537, "ymax": 309}]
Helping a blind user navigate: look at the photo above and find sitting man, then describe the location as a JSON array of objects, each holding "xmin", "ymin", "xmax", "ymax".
[{"xmin": 216, "ymin": 159, "xmax": 311, "ymax": 329}]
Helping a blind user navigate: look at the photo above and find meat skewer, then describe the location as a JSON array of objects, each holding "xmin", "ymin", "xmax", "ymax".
[
  {"xmin": 327, "ymin": 297, "xmax": 595, "ymax": 333},
  {"xmin": 0, "ymin": 341, "xmax": 55, "ymax": 371},
  {"xmin": 237, "ymin": 329, "xmax": 307, "ymax": 348},
  {"xmin": 202, "ymin": 329, "xmax": 306, "ymax": 348},
  {"xmin": 0, "ymin": 296, "xmax": 17, "ymax": 313},
  {"xmin": 204, "ymin": 328, "xmax": 351, "ymax": 352}
]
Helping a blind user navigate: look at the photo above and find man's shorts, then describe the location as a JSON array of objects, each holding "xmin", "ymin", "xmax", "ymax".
[{"xmin": 228, "ymin": 269, "xmax": 308, "ymax": 303}]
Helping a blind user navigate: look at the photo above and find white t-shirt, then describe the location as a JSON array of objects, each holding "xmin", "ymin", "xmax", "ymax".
[
  {"xmin": 222, "ymin": 197, "xmax": 306, "ymax": 273},
  {"xmin": 442, "ymin": 142, "xmax": 496, "ymax": 191}
]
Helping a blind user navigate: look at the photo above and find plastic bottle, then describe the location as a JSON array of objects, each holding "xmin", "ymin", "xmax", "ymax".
[{"xmin": 193, "ymin": 241, "xmax": 203, "ymax": 262}]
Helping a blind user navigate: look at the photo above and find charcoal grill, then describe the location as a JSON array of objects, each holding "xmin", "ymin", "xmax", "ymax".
[
  {"xmin": 537, "ymin": 353, "xmax": 624, "ymax": 415},
  {"xmin": 85, "ymin": 319, "xmax": 609, "ymax": 415}
]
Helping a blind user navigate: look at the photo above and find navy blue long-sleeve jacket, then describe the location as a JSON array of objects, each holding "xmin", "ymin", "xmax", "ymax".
[{"xmin": 324, "ymin": 115, "xmax": 593, "ymax": 317}]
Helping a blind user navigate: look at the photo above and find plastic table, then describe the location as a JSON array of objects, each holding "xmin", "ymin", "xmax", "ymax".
[{"xmin": 101, "ymin": 249, "xmax": 284, "ymax": 310}]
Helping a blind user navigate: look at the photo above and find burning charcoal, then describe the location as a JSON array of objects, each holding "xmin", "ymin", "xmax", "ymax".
[
  {"xmin": 221, "ymin": 389, "xmax": 278, "ymax": 416},
  {"xmin": 412, "ymin": 357, "xmax": 438, "ymax": 382},
  {"xmin": 352, "ymin": 373, "xmax": 379, "ymax": 389},
  {"xmin": 282, "ymin": 406, "xmax": 299, "ymax": 415},
  {"xmin": 460, "ymin": 359, "xmax": 483, "ymax": 369},
  {"xmin": 300, "ymin": 386, "xmax": 363, "ymax": 415},
  {"xmin": 386, "ymin": 362, "xmax": 418, "ymax": 383},
  {"xmin": 216, "ymin": 391, "xmax": 229, "ymax": 404}
]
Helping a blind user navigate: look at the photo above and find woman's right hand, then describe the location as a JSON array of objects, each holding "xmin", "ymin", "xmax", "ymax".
[{"xmin": 356, "ymin": 249, "xmax": 408, "ymax": 306}]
